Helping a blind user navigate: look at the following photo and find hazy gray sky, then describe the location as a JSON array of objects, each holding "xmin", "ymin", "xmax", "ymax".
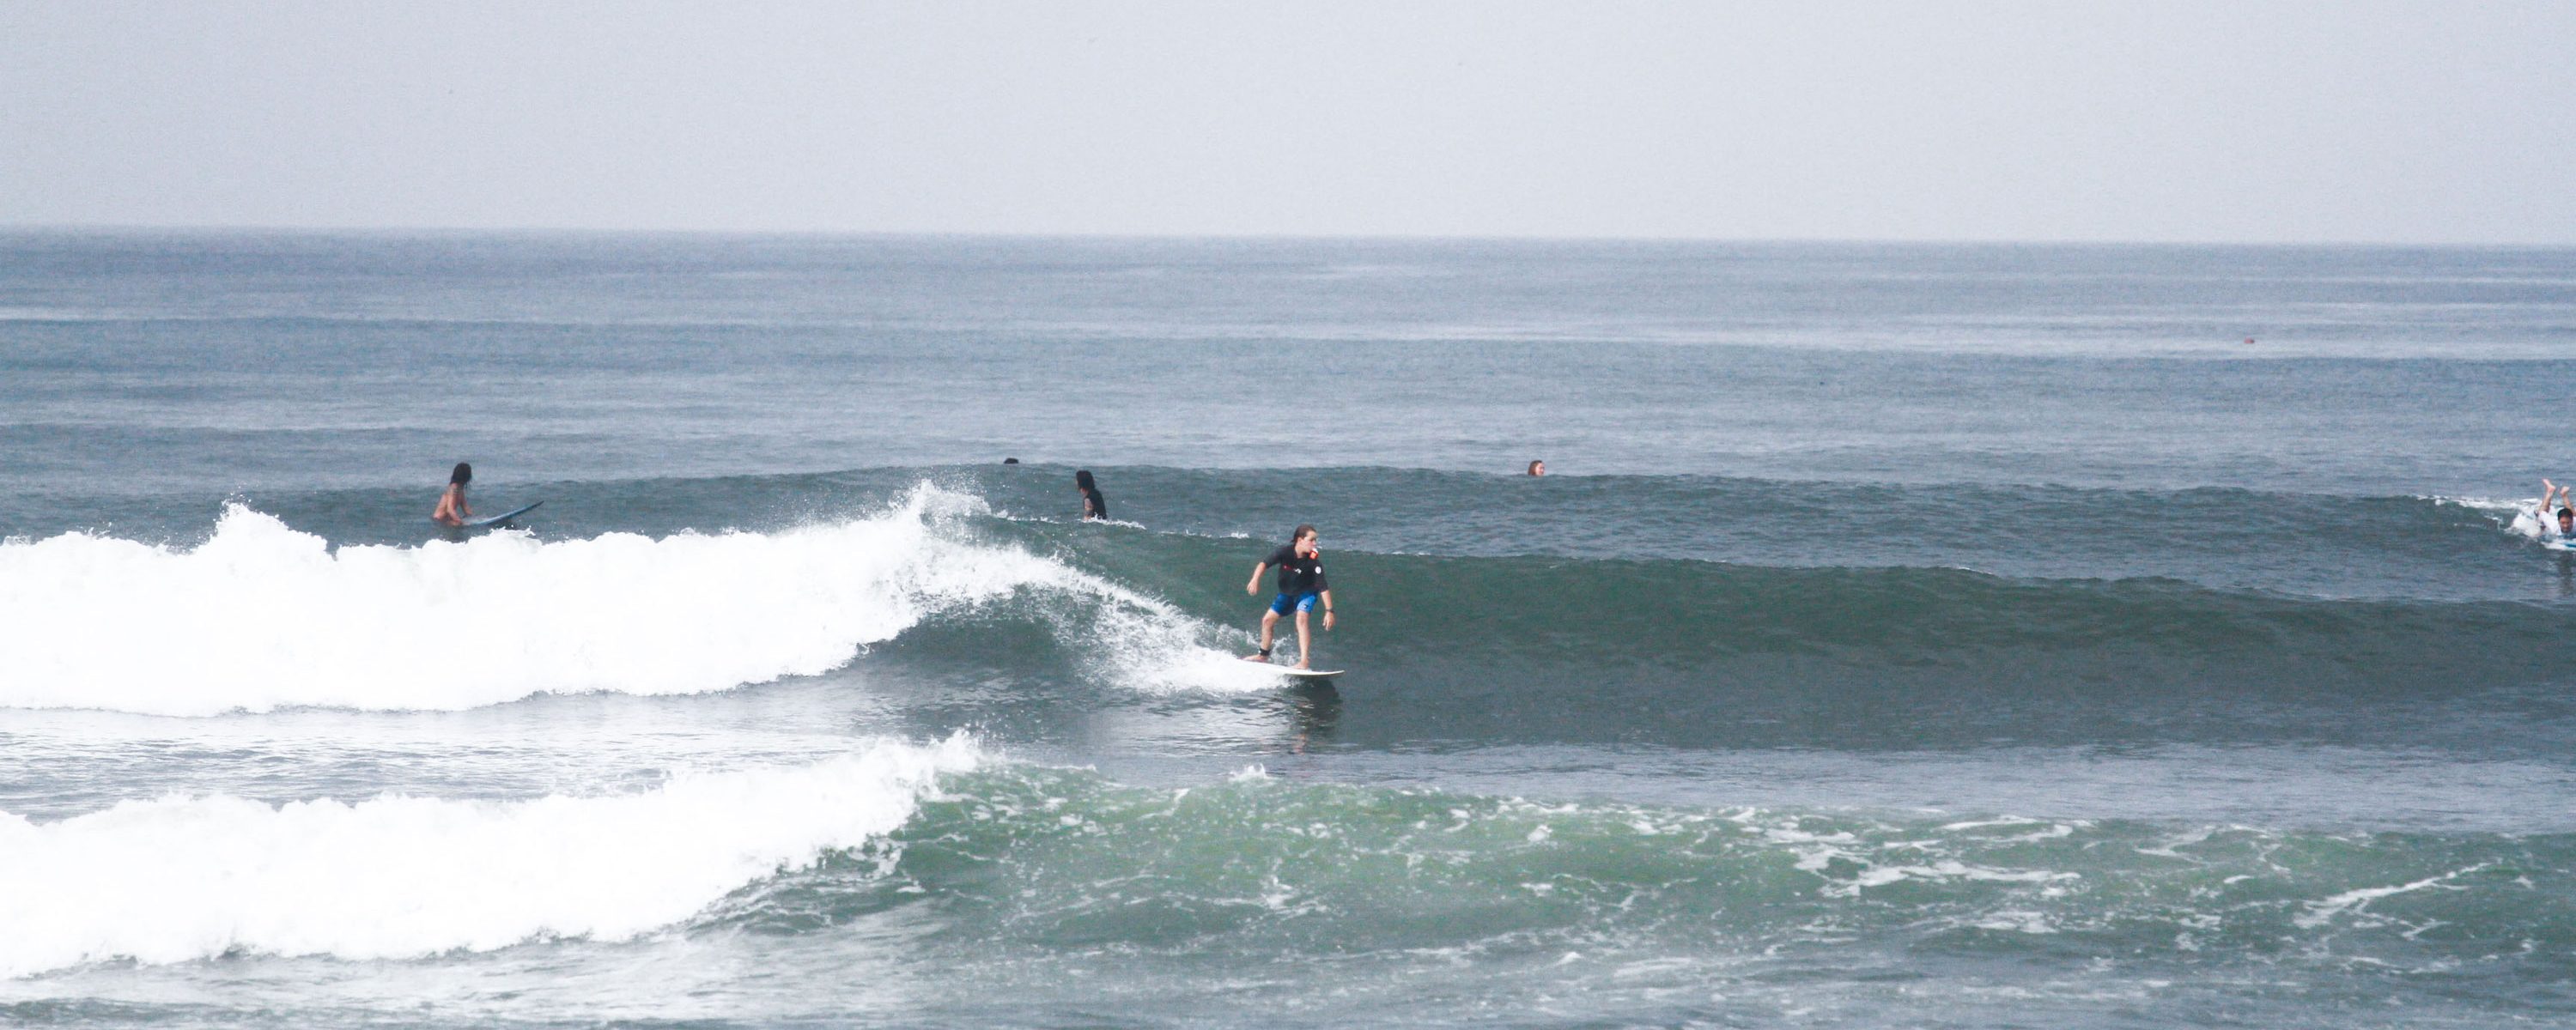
[{"xmin": 3, "ymin": 1, "xmax": 2571, "ymax": 242}]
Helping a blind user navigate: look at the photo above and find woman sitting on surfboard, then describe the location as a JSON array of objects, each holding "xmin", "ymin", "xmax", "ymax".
[
  {"xmin": 432, "ymin": 462, "xmax": 473, "ymax": 527},
  {"xmin": 1243, "ymin": 524, "xmax": 1335, "ymax": 670}
]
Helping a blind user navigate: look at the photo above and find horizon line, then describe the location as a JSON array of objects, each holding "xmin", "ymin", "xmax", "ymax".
[{"xmin": 3, "ymin": 221, "xmax": 2571, "ymax": 251}]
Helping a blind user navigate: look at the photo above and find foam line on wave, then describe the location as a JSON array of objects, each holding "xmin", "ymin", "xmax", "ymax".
[
  {"xmin": 0, "ymin": 483, "xmax": 1255, "ymax": 716},
  {"xmin": 0, "ymin": 736, "xmax": 981, "ymax": 978}
]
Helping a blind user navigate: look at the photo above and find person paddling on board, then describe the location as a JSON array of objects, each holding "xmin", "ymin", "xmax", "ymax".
[
  {"xmin": 432, "ymin": 462, "xmax": 474, "ymax": 527},
  {"xmin": 1076, "ymin": 469, "xmax": 1109, "ymax": 521},
  {"xmin": 2544, "ymin": 479, "xmax": 2574, "ymax": 539},
  {"xmin": 1243, "ymin": 524, "xmax": 1335, "ymax": 669}
]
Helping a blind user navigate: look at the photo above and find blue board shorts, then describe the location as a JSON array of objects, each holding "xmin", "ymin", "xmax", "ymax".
[{"xmin": 1269, "ymin": 591, "xmax": 1323, "ymax": 615}]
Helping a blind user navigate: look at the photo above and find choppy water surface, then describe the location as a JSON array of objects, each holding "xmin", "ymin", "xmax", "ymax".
[{"xmin": 4, "ymin": 232, "xmax": 2575, "ymax": 1027}]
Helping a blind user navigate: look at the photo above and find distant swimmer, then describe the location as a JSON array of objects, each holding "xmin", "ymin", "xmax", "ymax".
[
  {"xmin": 1077, "ymin": 469, "xmax": 1109, "ymax": 520},
  {"xmin": 1527, "ymin": 459, "xmax": 1546, "ymax": 476},
  {"xmin": 431, "ymin": 463, "xmax": 473, "ymax": 527},
  {"xmin": 1243, "ymin": 524, "xmax": 1335, "ymax": 670}
]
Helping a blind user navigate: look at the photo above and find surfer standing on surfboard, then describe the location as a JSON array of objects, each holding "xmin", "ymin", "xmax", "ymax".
[
  {"xmin": 431, "ymin": 462, "xmax": 473, "ymax": 527},
  {"xmin": 1244, "ymin": 524, "xmax": 1335, "ymax": 670}
]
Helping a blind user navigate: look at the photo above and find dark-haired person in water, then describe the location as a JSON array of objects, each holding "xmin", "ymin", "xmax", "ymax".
[
  {"xmin": 431, "ymin": 463, "xmax": 474, "ymax": 526},
  {"xmin": 2543, "ymin": 478, "xmax": 2573, "ymax": 539},
  {"xmin": 1076, "ymin": 470, "xmax": 1109, "ymax": 521},
  {"xmin": 1527, "ymin": 459, "xmax": 1546, "ymax": 476},
  {"xmin": 1242, "ymin": 524, "xmax": 1334, "ymax": 669}
]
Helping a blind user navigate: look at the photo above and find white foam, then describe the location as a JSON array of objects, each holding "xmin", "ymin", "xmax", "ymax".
[
  {"xmin": 0, "ymin": 485, "xmax": 1251, "ymax": 715},
  {"xmin": 0, "ymin": 736, "xmax": 981, "ymax": 978},
  {"xmin": 2427, "ymin": 494, "xmax": 2530, "ymax": 515},
  {"xmin": 2433, "ymin": 494, "xmax": 2561, "ymax": 541},
  {"xmin": 2293, "ymin": 863, "xmax": 2486, "ymax": 930}
]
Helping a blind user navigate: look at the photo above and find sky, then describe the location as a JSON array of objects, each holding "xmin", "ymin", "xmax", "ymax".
[{"xmin": 2, "ymin": 1, "xmax": 2572, "ymax": 243}]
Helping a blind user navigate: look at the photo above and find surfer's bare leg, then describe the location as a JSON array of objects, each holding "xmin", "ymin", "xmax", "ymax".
[
  {"xmin": 1245, "ymin": 609, "xmax": 1281, "ymax": 660},
  {"xmin": 1291, "ymin": 609, "xmax": 1312, "ymax": 669}
]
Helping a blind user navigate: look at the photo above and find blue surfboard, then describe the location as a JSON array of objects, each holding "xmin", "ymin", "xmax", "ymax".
[{"xmin": 445, "ymin": 501, "xmax": 542, "ymax": 529}]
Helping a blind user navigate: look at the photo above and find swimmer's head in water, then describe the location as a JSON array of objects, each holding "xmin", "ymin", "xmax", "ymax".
[
  {"xmin": 450, "ymin": 462, "xmax": 472, "ymax": 486},
  {"xmin": 1527, "ymin": 460, "xmax": 1545, "ymax": 476},
  {"xmin": 1076, "ymin": 470, "xmax": 1097, "ymax": 491}
]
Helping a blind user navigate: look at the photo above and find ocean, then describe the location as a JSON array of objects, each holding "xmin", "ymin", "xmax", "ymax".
[{"xmin": 3, "ymin": 230, "xmax": 2573, "ymax": 1027}]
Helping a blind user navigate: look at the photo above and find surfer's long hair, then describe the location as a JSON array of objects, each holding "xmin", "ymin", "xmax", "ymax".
[
  {"xmin": 450, "ymin": 462, "xmax": 472, "ymax": 486},
  {"xmin": 1291, "ymin": 524, "xmax": 1316, "ymax": 543},
  {"xmin": 1075, "ymin": 470, "xmax": 1097, "ymax": 491}
]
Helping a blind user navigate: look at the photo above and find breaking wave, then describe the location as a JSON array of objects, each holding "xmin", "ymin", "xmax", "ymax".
[
  {"xmin": 0, "ymin": 486, "xmax": 1255, "ymax": 716},
  {"xmin": 0, "ymin": 736, "xmax": 981, "ymax": 978}
]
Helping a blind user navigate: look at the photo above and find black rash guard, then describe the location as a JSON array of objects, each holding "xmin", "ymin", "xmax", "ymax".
[
  {"xmin": 1082, "ymin": 488, "xmax": 1109, "ymax": 520},
  {"xmin": 1267, "ymin": 543, "xmax": 1327, "ymax": 596}
]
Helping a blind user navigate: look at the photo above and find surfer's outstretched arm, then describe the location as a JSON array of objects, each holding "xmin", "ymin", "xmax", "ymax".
[{"xmin": 1245, "ymin": 562, "xmax": 1270, "ymax": 596}]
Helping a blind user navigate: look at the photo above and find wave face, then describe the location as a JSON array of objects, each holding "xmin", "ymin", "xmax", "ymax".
[
  {"xmin": 852, "ymin": 766, "xmax": 2576, "ymax": 991},
  {"xmin": 0, "ymin": 736, "xmax": 978, "ymax": 978},
  {"xmin": 967, "ymin": 520, "xmax": 2576, "ymax": 752},
  {"xmin": 972, "ymin": 466, "xmax": 2564, "ymax": 603},
  {"xmin": 0, "ymin": 486, "xmax": 1249, "ymax": 716}
]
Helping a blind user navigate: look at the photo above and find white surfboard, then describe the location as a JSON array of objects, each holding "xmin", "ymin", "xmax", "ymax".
[
  {"xmin": 2514, "ymin": 505, "xmax": 2576, "ymax": 548},
  {"xmin": 1270, "ymin": 668, "xmax": 1343, "ymax": 679}
]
